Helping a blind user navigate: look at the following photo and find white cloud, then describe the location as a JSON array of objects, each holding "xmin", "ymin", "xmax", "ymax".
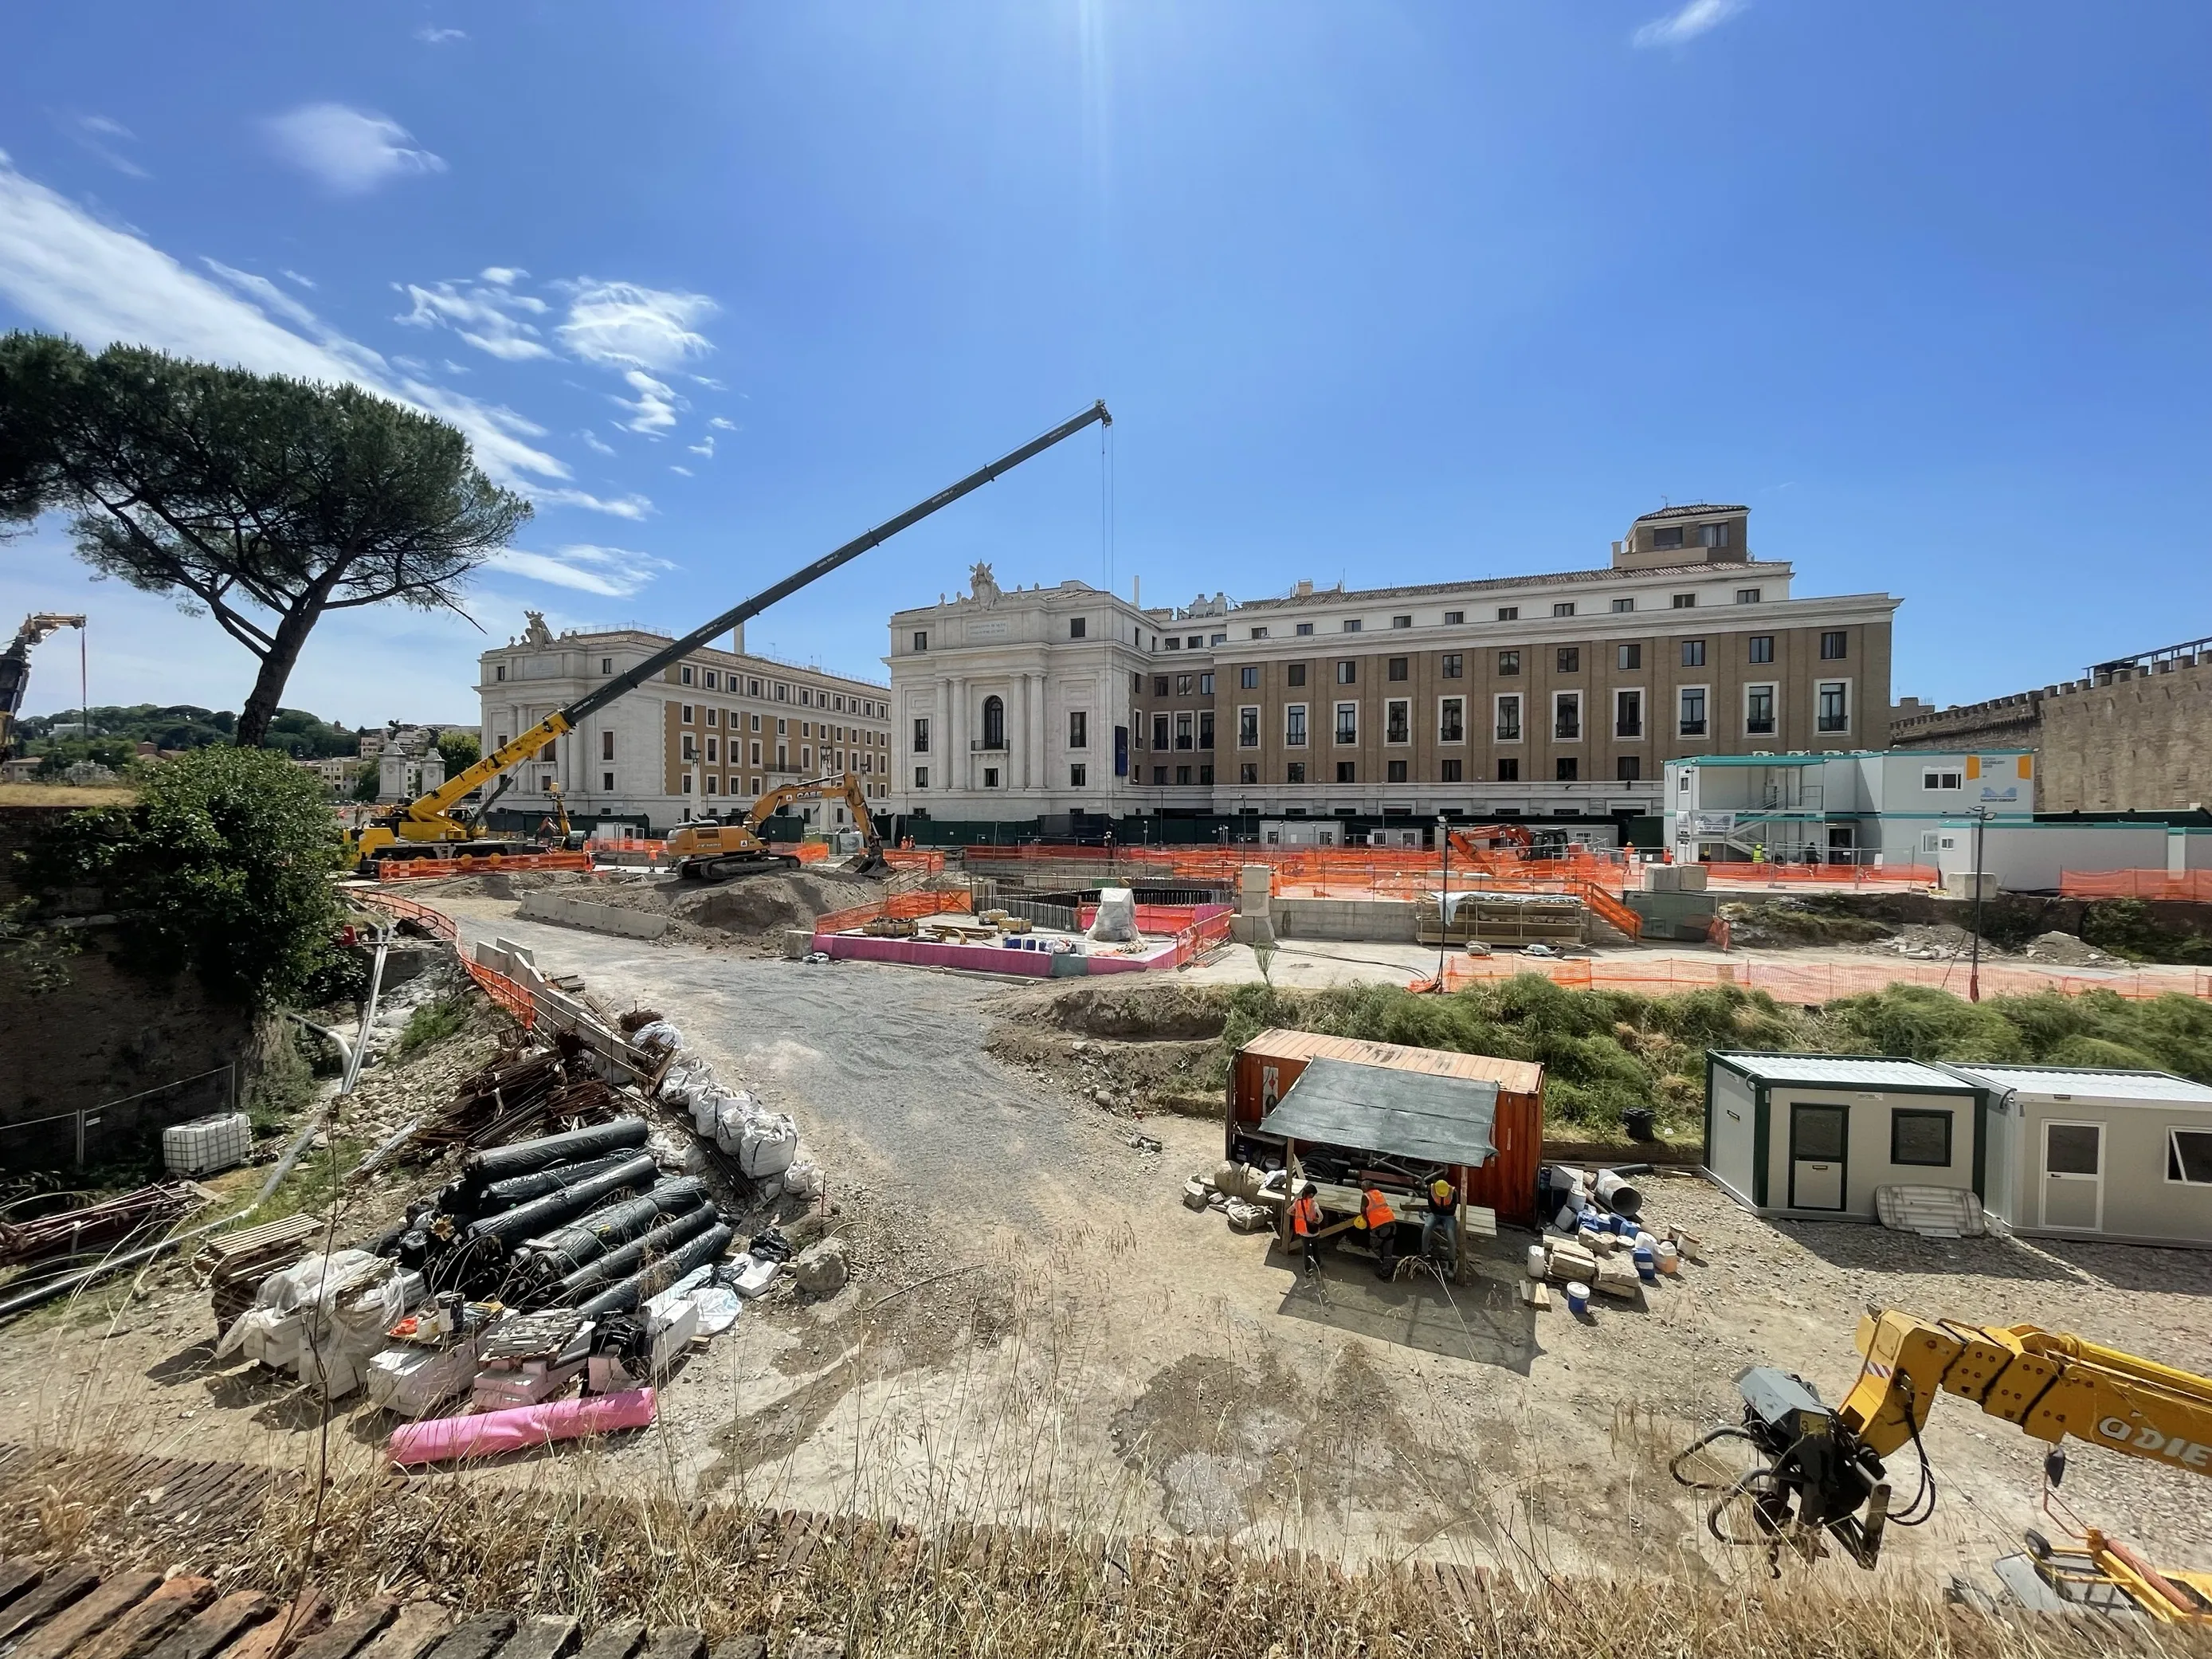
[
  {"xmin": 479, "ymin": 265, "xmax": 526, "ymax": 286},
  {"xmin": 668, "ymin": 465, "xmax": 694, "ymax": 477},
  {"xmin": 64, "ymin": 113, "xmax": 148, "ymax": 179},
  {"xmin": 555, "ymin": 280, "xmax": 716, "ymax": 371},
  {"xmin": 202, "ymin": 258, "xmax": 321, "ymax": 329},
  {"xmin": 416, "ymin": 25, "xmax": 467, "ymax": 44},
  {"xmin": 0, "ymin": 152, "xmax": 565, "ymax": 488},
  {"xmin": 1634, "ymin": 0, "xmax": 1746, "ymax": 48},
  {"xmin": 395, "ymin": 279, "xmax": 555, "ymax": 360},
  {"xmin": 263, "ymin": 104, "xmax": 445, "ymax": 194},
  {"xmin": 579, "ymin": 429, "xmax": 616, "ymax": 456},
  {"xmin": 707, "ymin": 415, "xmax": 736, "ymax": 431},
  {"xmin": 488, "ymin": 543, "xmax": 672, "ymax": 598},
  {"xmin": 687, "ymin": 434, "xmax": 715, "ymax": 459},
  {"xmin": 535, "ymin": 488, "xmax": 655, "ymax": 520},
  {"xmin": 613, "ymin": 368, "xmax": 682, "ymax": 436},
  {"xmin": 280, "ymin": 267, "xmax": 315, "ymax": 288}
]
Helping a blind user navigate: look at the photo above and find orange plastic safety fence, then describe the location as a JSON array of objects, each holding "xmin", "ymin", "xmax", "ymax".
[
  {"xmin": 813, "ymin": 888, "xmax": 975, "ymax": 937},
  {"xmin": 881, "ymin": 849, "xmax": 946, "ymax": 873},
  {"xmin": 1705, "ymin": 864, "xmax": 1940, "ymax": 888},
  {"xmin": 1424, "ymin": 953, "xmax": 2212, "ymax": 1004},
  {"xmin": 354, "ymin": 889, "xmax": 457, "ymax": 942},
  {"xmin": 354, "ymin": 889, "xmax": 533, "ymax": 1026},
  {"xmin": 2061, "ymin": 869, "xmax": 2212, "ymax": 903},
  {"xmin": 464, "ymin": 959, "xmax": 538, "ymax": 1028},
  {"xmin": 375, "ymin": 849, "xmax": 594, "ymax": 880}
]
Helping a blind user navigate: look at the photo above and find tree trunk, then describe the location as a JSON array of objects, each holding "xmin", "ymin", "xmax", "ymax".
[{"xmin": 233, "ymin": 601, "xmax": 324, "ymax": 747}]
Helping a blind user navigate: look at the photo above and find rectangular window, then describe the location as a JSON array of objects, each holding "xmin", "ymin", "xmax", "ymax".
[
  {"xmin": 680, "ymin": 665, "xmax": 694, "ymax": 685},
  {"xmin": 1153, "ymin": 713, "xmax": 1170, "ymax": 750},
  {"xmin": 1496, "ymin": 758, "xmax": 1520, "ymax": 782},
  {"xmin": 912, "ymin": 631, "xmax": 928, "ymax": 651},
  {"xmin": 1554, "ymin": 692, "xmax": 1581, "ymax": 739},
  {"xmin": 681, "ymin": 735, "xmax": 696, "ymax": 761},
  {"xmin": 1176, "ymin": 673, "xmax": 1193, "ymax": 696},
  {"xmin": 706, "ymin": 708, "xmax": 720, "ymax": 727},
  {"xmin": 1342, "ymin": 619, "xmax": 1362, "ymax": 633},
  {"xmin": 1611, "ymin": 597, "xmax": 1634, "ymax": 614},
  {"xmin": 1335, "ymin": 761, "xmax": 1356, "ymax": 783},
  {"xmin": 775, "ymin": 684, "xmax": 788, "ymax": 701},
  {"xmin": 1069, "ymin": 712, "xmax": 1088, "ymax": 749},
  {"xmin": 705, "ymin": 737, "xmax": 719, "ymax": 763},
  {"xmin": 1392, "ymin": 614, "xmax": 1412, "ymax": 629},
  {"xmin": 1703, "ymin": 523, "xmax": 1730, "ymax": 548},
  {"xmin": 1615, "ymin": 689, "xmax": 1642, "ymax": 738},
  {"xmin": 1336, "ymin": 660, "xmax": 1357, "ymax": 684},
  {"xmin": 1818, "ymin": 681, "xmax": 1849, "ymax": 731},
  {"xmin": 1287, "ymin": 761, "xmax": 1307, "ymax": 783},
  {"xmin": 1553, "ymin": 602, "xmax": 1575, "ymax": 618},
  {"xmin": 913, "ymin": 717, "xmax": 930, "ymax": 754},
  {"xmin": 601, "ymin": 731, "xmax": 615, "ymax": 760},
  {"xmin": 1616, "ymin": 756, "xmax": 1641, "ymax": 782},
  {"xmin": 1444, "ymin": 610, "xmax": 1464, "ymax": 625},
  {"xmin": 681, "ymin": 704, "xmax": 695, "ymax": 723},
  {"xmin": 1387, "ymin": 759, "xmax": 1408, "ymax": 782},
  {"xmin": 1822, "ymin": 631, "xmax": 1848, "ymax": 660},
  {"xmin": 1199, "ymin": 763, "xmax": 1214, "ymax": 783},
  {"xmin": 1557, "ymin": 646, "xmax": 1579, "ymax": 673},
  {"xmin": 1441, "ymin": 758, "xmax": 1462, "ymax": 782},
  {"xmin": 1387, "ymin": 656, "xmax": 1408, "ymax": 681},
  {"xmin": 681, "ymin": 773, "xmax": 693, "ymax": 793},
  {"xmin": 1556, "ymin": 758, "xmax": 1579, "ymax": 781},
  {"xmin": 1439, "ymin": 697, "xmax": 1464, "ymax": 743},
  {"xmin": 751, "ymin": 679, "xmax": 763, "ymax": 697},
  {"xmin": 1749, "ymin": 634, "xmax": 1774, "ymax": 664},
  {"xmin": 751, "ymin": 741, "xmax": 762, "ymax": 765},
  {"xmin": 1335, "ymin": 703, "xmax": 1358, "ymax": 744},
  {"xmin": 1496, "ymin": 694, "xmax": 1522, "ymax": 742},
  {"xmin": 601, "ymin": 657, "xmax": 613, "ymax": 674},
  {"xmin": 1175, "ymin": 712, "xmax": 1194, "ymax": 750},
  {"xmin": 1680, "ymin": 688, "xmax": 1708, "ymax": 735},
  {"xmin": 1240, "ymin": 665, "xmax": 1260, "ymax": 690},
  {"xmin": 1288, "ymin": 663, "xmax": 1307, "ymax": 687},
  {"xmin": 602, "ymin": 771, "xmax": 614, "ymax": 790},
  {"xmin": 1653, "ymin": 526, "xmax": 1684, "ymax": 550},
  {"xmin": 1736, "ymin": 588, "xmax": 1762, "ymax": 604},
  {"xmin": 1188, "ymin": 634, "xmax": 1202, "ymax": 648},
  {"xmin": 1681, "ymin": 639, "xmax": 1706, "ymax": 668},
  {"xmin": 1249, "ymin": 626, "xmax": 1269, "ymax": 639},
  {"xmin": 1164, "ymin": 637, "xmax": 1181, "ymax": 651},
  {"xmin": 1069, "ymin": 616, "xmax": 1087, "ymax": 639},
  {"xmin": 1296, "ymin": 622, "xmax": 1315, "ymax": 637},
  {"xmin": 1154, "ymin": 676, "xmax": 1169, "ymax": 696},
  {"xmin": 1199, "ymin": 672, "xmax": 1214, "ymax": 694},
  {"xmin": 1238, "ymin": 706, "xmax": 1260, "ymax": 747},
  {"xmin": 2167, "ymin": 1129, "xmax": 2212, "ymax": 1184},
  {"xmin": 1153, "ymin": 766, "xmax": 1168, "ymax": 784},
  {"xmin": 1891, "ymin": 1110, "xmax": 1954, "ymax": 1168},
  {"xmin": 913, "ymin": 766, "xmax": 928, "ymax": 787},
  {"xmin": 1496, "ymin": 606, "xmax": 1519, "ymax": 622},
  {"xmin": 1131, "ymin": 672, "xmax": 1143, "ymax": 693},
  {"xmin": 1441, "ymin": 652, "xmax": 1463, "ymax": 679},
  {"xmin": 1672, "ymin": 594, "xmax": 1696, "ymax": 610},
  {"xmin": 1617, "ymin": 642, "xmax": 1641, "ymax": 671},
  {"xmin": 1922, "ymin": 767, "xmax": 1963, "ymax": 790},
  {"xmin": 1070, "ymin": 763, "xmax": 1087, "ymax": 786},
  {"xmin": 1175, "ymin": 765, "xmax": 1193, "ymax": 786},
  {"xmin": 1239, "ymin": 763, "xmax": 1258, "ymax": 784},
  {"xmin": 704, "ymin": 670, "xmax": 719, "ymax": 690},
  {"xmin": 1498, "ymin": 649, "xmax": 1520, "ymax": 675},
  {"xmin": 1286, "ymin": 705, "xmax": 1308, "ymax": 746},
  {"xmin": 1198, "ymin": 711, "xmax": 1215, "ymax": 749},
  {"xmin": 1386, "ymin": 700, "xmax": 1410, "ymax": 743},
  {"xmin": 1746, "ymin": 684, "xmax": 1776, "ymax": 735}
]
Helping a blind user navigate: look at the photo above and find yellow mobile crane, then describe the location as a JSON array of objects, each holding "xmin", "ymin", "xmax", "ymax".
[
  {"xmin": 664, "ymin": 771, "xmax": 886, "ymax": 881},
  {"xmin": 349, "ymin": 402, "xmax": 1111, "ymax": 874},
  {"xmin": 0, "ymin": 614, "xmax": 87, "ymax": 759},
  {"xmin": 1673, "ymin": 1307, "xmax": 2212, "ymax": 1621}
]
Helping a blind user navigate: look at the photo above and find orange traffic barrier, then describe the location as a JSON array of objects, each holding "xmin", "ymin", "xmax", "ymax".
[
  {"xmin": 813, "ymin": 888, "xmax": 975, "ymax": 937},
  {"xmin": 2061, "ymin": 869, "xmax": 2212, "ymax": 903},
  {"xmin": 375, "ymin": 849, "xmax": 595, "ymax": 880}
]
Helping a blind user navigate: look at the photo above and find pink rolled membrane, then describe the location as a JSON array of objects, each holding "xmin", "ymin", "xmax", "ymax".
[{"xmin": 387, "ymin": 1386, "xmax": 657, "ymax": 1466}]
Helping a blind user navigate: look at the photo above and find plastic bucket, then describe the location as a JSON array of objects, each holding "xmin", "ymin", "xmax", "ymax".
[
  {"xmin": 1564, "ymin": 1281, "xmax": 1590, "ymax": 1315},
  {"xmin": 1525, "ymin": 1245, "xmax": 1548, "ymax": 1279},
  {"xmin": 1611, "ymin": 1214, "xmax": 1635, "ymax": 1237},
  {"xmin": 1633, "ymin": 1244, "xmax": 1658, "ymax": 1283},
  {"xmin": 1656, "ymin": 1242, "xmax": 1680, "ymax": 1276}
]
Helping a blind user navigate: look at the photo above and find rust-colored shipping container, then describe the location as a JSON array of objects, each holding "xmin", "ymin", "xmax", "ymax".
[{"xmin": 1225, "ymin": 1028, "xmax": 1545, "ymax": 1226}]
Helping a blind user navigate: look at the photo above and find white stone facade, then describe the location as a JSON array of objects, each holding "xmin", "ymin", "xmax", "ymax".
[{"xmin": 478, "ymin": 626, "xmax": 893, "ymax": 834}]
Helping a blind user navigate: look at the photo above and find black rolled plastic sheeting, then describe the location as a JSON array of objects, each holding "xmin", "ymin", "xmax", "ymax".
[
  {"xmin": 461, "ymin": 1117, "xmax": 649, "ymax": 1186},
  {"xmin": 575, "ymin": 1222, "xmax": 731, "ymax": 1319},
  {"xmin": 513, "ymin": 1177, "xmax": 708, "ymax": 1282},
  {"xmin": 471, "ymin": 1151, "xmax": 641, "ymax": 1214},
  {"xmin": 545, "ymin": 1203, "xmax": 723, "ymax": 1305},
  {"xmin": 465, "ymin": 1151, "xmax": 659, "ymax": 1249}
]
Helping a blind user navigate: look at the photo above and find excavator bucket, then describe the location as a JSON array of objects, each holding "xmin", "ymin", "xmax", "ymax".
[{"xmin": 845, "ymin": 848, "xmax": 893, "ymax": 878}]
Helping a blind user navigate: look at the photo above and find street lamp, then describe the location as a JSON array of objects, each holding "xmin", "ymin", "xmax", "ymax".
[
  {"xmin": 1967, "ymin": 805, "xmax": 1991, "ymax": 1002},
  {"xmin": 1436, "ymin": 811, "xmax": 1452, "ymax": 988}
]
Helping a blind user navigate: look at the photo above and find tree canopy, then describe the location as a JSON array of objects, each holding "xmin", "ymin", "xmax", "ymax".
[{"xmin": 0, "ymin": 333, "xmax": 531, "ymax": 746}]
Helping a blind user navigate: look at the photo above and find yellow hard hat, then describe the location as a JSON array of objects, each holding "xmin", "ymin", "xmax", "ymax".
[{"xmin": 1431, "ymin": 1179, "xmax": 1453, "ymax": 1199}]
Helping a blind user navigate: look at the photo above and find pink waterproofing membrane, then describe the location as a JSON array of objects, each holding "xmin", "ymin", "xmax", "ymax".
[{"xmin": 387, "ymin": 1386, "xmax": 657, "ymax": 1466}]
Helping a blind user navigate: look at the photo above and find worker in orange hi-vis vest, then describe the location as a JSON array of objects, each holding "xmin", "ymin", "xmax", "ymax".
[
  {"xmin": 1354, "ymin": 1183, "xmax": 1398, "ymax": 1281},
  {"xmin": 1288, "ymin": 1181, "xmax": 1324, "ymax": 1280}
]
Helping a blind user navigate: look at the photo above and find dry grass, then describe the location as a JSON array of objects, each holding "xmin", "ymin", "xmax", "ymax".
[{"xmin": 0, "ymin": 782, "xmax": 138, "ymax": 806}]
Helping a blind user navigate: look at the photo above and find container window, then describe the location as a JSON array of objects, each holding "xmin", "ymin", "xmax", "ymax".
[
  {"xmin": 2169, "ymin": 1128, "xmax": 2212, "ymax": 1184},
  {"xmin": 1890, "ymin": 1109, "xmax": 1952, "ymax": 1167}
]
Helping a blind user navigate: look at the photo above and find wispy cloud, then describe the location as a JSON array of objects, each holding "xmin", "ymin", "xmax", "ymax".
[
  {"xmin": 614, "ymin": 369, "xmax": 683, "ymax": 436},
  {"xmin": 555, "ymin": 280, "xmax": 716, "ymax": 371},
  {"xmin": 416, "ymin": 25, "xmax": 467, "ymax": 45},
  {"xmin": 263, "ymin": 104, "xmax": 445, "ymax": 194},
  {"xmin": 669, "ymin": 465, "xmax": 694, "ymax": 477},
  {"xmin": 1633, "ymin": 0, "xmax": 1745, "ymax": 49},
  {"xmin": 707, "ymin": 415, "xmax": 736, "ymax": 431},
  {"xmin": 0, "ymin": 151, "xmax": 563, "ymax": 488},
  {"xmin": 488, "ymin": 543, "xmax": 672, "ymax": 598},
  {"xmin": 62, "ymin": 113, "xmax": 148, "ymax": 179},
  {"xmin": 280, "ymin": 267, "xmax": 315, "ymax": 288},
  {"xmin": 395, "ymin": 277, "xmax": 555, "ymax": 360},
  {"xmin": 535, "ymin": 487, "xmax": 655, "ymax": 520},
  {"xmin": 686, "ymin": 433, "xmax": 714, "ymax": 459}
]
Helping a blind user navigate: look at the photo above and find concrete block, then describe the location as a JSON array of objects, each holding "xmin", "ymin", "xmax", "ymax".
[
  {"xmin": 517, "ymin": 892, "xmax": 672, "ymax": 940},
  {"xmin": 1230, "ymin": 914, "xmax": 1277, "ymax": 946}
]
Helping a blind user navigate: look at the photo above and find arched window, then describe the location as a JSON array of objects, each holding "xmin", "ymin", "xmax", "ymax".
[{"xmin": 982, "ymin": 695, "xmax": 1006, "ymax": 749}]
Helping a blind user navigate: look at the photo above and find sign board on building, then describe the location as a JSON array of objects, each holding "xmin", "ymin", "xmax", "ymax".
[{"xmin": 1688, "ymin": 810, "xmax": 1736, "ymax": 837}]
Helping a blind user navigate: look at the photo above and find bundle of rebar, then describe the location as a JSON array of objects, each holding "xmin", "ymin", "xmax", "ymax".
[
  {"xmin": 411, "ymin": 1044, "xmax": 631, "ymax": 1151},
  {"xmin": 0, "ymin": 1185, "xmax": 198, "ymax": 1265}
]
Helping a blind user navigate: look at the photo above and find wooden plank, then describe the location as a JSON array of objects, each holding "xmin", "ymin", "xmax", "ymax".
[
  {"xmin": 72, "ymin": 1578, "xmax": 218, "ymax": 1659},
  {"xmin": 284, "ymin": 1599, "xmax": 397, "ymax": 1659},
  {"xmin": 488, "ymin": 1618, "xmax": 575, "ymax": 1659},
  {"xmin": 349, "ymin": 1605, "xmax": 449, "ymax": 1659},
  {"xmin": 567, "ymin": 1621, "xmax": 642, "ymax": 1659},
  {"xmin": 141, "ymin": 1593, "xmax": 273, "ymax": 1659},
  {"xmin": 0, "ymin": 1564, "xmax": 90, "ymax": 1645},
  {"xmin": 0, "ymin": 1563, "xmax": 48, "ymax": 1612},
  {"xmin": 638, "ymin": 1632, "xmax": 702, "ymax": 1659},
  {"xmin": 10, "ymin": 1571, "xmax": 162, "ymax": 1659},
  {"xmin": 211, "ymin": 1592, "xmax": 330, "ymax": 1659}
]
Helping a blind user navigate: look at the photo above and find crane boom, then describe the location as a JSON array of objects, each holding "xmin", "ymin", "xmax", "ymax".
[
  {"xmin": 0, "ymin": 614, "xmax": 88, "ymax": 759},
  {"xmin": 358, "ymin": 400, "xmax": 1111, "ymax": 865}
]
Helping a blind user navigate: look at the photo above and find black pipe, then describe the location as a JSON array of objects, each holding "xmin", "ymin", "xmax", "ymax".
[
  {"xmin": 464, "ymin": 1152, "xmax": 659, "ymax": 1249},
  {"xmin": 575, "ymin": 1224, "xmax": 731, "ymax": 1319},
  {"xmin": 547, "ymin": 1204, "xmax": 722, "ymax": 1304},
  {"xmin": 469, "ymin": 1151, "xmax": 640, "ymax": 1214},
  {"xmin": 512, "ymin": 1179, "xmax": 708, "ymax": 1281},
  {"xmin": 461, "ymin": 1117, "xmax": 648, "ymax": 1185}
]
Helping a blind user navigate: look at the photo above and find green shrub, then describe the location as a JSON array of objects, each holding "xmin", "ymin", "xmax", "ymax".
[{"xmin": 398, "ymin": 996, "xmax": 470, "ymax": 1057}]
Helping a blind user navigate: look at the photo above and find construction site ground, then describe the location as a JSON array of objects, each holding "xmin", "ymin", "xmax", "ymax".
[{"xmin": 7, "ymin": 892, "xmax": 2212, "ymax": 1602}]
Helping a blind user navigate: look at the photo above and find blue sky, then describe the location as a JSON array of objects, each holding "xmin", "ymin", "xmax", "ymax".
[{"xmin": 2, "ymin": 2, "xmax": 2208, "ymax": 726}]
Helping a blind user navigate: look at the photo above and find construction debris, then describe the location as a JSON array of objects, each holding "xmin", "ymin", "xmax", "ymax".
[
  {"xmin": 410, "ymin": 1034, "xmax": 629, "ymax": 1152},
  {"xmin": 0, "ymin": 1184, "xmax": 202, "ymax": 1265},
  {"xmin": 195, "ymin": 1214, "xmax": 330, "ymax": 1332}
]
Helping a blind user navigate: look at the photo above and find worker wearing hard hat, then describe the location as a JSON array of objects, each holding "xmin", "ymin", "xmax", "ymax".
[
  {"xmin": 1353, "ymin": 1182, "xmax": 1398, "ymax": 1281},
  {"xmin": 1288, "ymin": 1180, "xmax": 1324, "ymax": 1281},
  {"xmin": 1423, "ymin": 1175, "xmax": 1461, "ymax": 1270}
]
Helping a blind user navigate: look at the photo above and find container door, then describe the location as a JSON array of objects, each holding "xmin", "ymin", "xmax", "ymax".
[
  {"xmin": 2039, "ymin": 1120, "xmax": 2103, "ymax": 1233},
  {"xmin": 1789, "ymin": 1102, "xmax": 1849, "ymax": 1210}
]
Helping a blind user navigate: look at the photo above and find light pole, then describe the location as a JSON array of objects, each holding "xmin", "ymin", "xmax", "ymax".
[
  {"xmin": 1967, "ymin": 806, "xmax": 1990, "ymax": 1002},
  {"xmin": 1436, "ymin": 812, "xmax": 1452, "ymax": 987}
]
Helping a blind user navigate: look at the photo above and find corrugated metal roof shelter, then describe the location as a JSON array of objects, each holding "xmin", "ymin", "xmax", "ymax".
[
  {"xmin": 1234, "ymin": 1029, "xmax": 1544, "ymax": 1095},
  {"xmin": 1715, "ymin": 1054, "xmax": 1963, "ymax": 1090},
  {"xmin": 1259, "ymin": 1057, "xmax": 1500, "ymax": 1168},
  {"xmin": 1940, "ymin": 1065, "xmax": 2212, "ymax": 1105}
]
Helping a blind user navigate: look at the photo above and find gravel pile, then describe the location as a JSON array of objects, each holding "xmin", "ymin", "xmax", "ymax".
[{"xmin": 2019, "ymin": 930, "xmax": 2125, "ymax": 968}]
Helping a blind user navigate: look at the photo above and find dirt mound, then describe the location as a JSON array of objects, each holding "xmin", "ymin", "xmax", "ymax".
[
  {"xmin": 1717, "ymin": 900, "xmax": 1891, "ymax": 949},
  {"xmin": 383, "ymin": 869, "xmax": 578, "ymax": 900},
  {"xmin": 672, "ymin": 870, "xmax": 885, "ymax": 939},
  {"xmin": 1869, "ymin": 921, "xmax": 1993, "ymax": 961},
  {"xmin": 994, "ymin": 979, "xmax": 1232, "ymax": 1041},
  {"xmin": 2020, "ymin": 930, "xmax": 2124, "ymax": 967}
]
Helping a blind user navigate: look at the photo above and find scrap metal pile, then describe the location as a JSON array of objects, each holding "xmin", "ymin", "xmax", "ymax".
[
  {"xmin": 0, "ymin": 1184, "xmax": 202, "ymax": 1265},
  {"xmin": 409, "ymin": 1033, "xmax": 628, "ymax": 1151},
  {"xmin": 1524, "ymin": 1163, "xmax": 1699, "ymax": 1313}
]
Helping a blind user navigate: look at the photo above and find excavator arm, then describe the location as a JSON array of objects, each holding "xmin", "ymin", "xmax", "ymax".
[{"xmin": 0, "ymin": 613, "xmax": 87, "ymax": 758}]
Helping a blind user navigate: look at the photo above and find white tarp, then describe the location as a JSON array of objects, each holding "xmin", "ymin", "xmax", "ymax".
[{"xmin": 1088, "ymin": 886, "xmax": 1139, "ymax": 942}]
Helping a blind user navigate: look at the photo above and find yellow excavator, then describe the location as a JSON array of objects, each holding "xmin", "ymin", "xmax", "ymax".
[
  {"xmin": 0, "ymin": 613, "xmax": 87, "ymax": 759},
  {"xmin": 346, "ymin": 401, "xmax": 1110, "ymax": 874},
  {"xmin": 1674, "ymin": 1307, "xmax": 2212, "ymax": 1621},
  {"xmin": 663, "ymin": 771, "xmax": 887, "ymax": 881}
]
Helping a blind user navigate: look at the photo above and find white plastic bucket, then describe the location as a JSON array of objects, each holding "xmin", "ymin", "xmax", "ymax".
[{"xmin": 1525, "ymin": 1245, "xmax": 1548, "ymax": 1279}]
